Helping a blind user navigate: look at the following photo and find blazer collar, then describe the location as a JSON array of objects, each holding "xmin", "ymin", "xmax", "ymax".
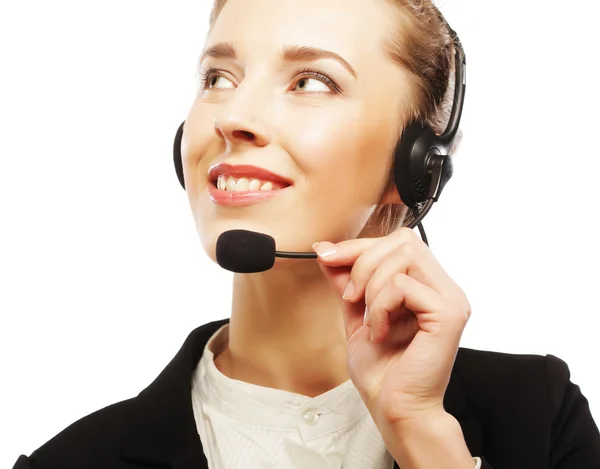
[{"xmin": 119, "ymin": 319, "xmax": 482, "ymax": 469}]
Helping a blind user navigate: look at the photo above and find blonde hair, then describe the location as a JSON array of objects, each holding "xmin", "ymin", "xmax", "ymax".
[{"xmin": 207, "ymin": 0, "xmax": 461, "ymax": 235}]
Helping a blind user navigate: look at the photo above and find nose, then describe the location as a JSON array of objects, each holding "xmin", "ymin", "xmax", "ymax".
[
  {"xmin": 212, "ymin": 71, "xmax": 274, "ymax": 148},
  {"xmin": 214, "ymin": 116, "xmax": 271, "ymax": 147},
  {"xmin": 212, "ymin": 72, "xmax": 275, "ymax": 148}
]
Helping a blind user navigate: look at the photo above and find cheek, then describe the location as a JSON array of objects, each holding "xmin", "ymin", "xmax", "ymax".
[
  {"xmin": 180, "ymin": 105, "xmax": 221, "ymax": 199},
  {"xmin": 282, "ymin": 105, "xmax": 396, "ymax": 203}
]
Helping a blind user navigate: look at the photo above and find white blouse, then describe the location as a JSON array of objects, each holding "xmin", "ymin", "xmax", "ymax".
[{"xmin": 191, "ymin": 324, "xmax": 481, "ymax": 469}]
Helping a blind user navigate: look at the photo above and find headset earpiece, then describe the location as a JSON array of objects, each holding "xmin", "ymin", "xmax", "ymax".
[
  {"xmin": 392, "ymin": 25, "xmax": 465, "ymax": 213},
  {"xmin": 394, "ymin": 121, "xmax": 436, "ymax": 209},
  {"xmin": 173, "ymin": 120, "xmax": 185, "ymax": 190},
  {"xmin": 174, "ymin": 116, "xmax": 455, "ymax": 206},
  {"xmin": 393, "ymin": 121, "xmax": 454, "ymax": 209},
  {"xmin": 173, "ymin": 28, "xmax": 465, "ymax": 220}
]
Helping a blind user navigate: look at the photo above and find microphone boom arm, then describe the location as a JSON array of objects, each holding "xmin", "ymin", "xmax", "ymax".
[{"xmin": 275, "ymin": 250, "xmax": 317, "ymax": 259}]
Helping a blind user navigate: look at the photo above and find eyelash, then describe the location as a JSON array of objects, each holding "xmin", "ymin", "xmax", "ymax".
[
  {"xmin": 295, "ymin": 66, "xmax": 342, "ymax": 94},
  {"xmin": 198, "ymin": 67, "xmax": 226, "ymax": 89},
  {"xmin": 198, "ymin": 66, "xmax": 342, "ymax": 94}
]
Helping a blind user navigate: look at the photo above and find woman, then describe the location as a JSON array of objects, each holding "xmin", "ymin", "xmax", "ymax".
[{"xmin": 13, "ymin": 0, "xmax": 600, "ymax": 468}]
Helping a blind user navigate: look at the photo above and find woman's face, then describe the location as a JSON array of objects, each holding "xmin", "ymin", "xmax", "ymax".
[{"xmin": 183, "ymin": 0, "xmax": 412, "ymax": 264}]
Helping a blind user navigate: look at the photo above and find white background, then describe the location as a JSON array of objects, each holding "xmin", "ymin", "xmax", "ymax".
[{"xmin": 1, "ymin": 0, "xmax": 599, "ymax": 465}]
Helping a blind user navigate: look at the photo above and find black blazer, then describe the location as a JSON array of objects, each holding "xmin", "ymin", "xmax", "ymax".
[{"xmin": 12, "ymin": 318, "xmax": 600, "ymax": 469}]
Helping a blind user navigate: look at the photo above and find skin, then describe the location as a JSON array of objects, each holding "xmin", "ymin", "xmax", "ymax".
[
  {"xmin": 183, "ymin": 0, "xmax": 409, "ymax": 397},
  {"xmin": 182, "ymin": 0, "xmax": 476, "ymax": 465}
]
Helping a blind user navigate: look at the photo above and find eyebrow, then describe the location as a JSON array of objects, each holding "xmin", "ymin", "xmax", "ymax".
[{"xmin": 198, "ymin": 42, "xmax": 357, "ymax": 78}]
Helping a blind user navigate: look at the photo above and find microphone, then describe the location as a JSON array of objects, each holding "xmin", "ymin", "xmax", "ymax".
[{"xmin": 216, "ymin": 229, "xmax": 317, "ymax": 273}]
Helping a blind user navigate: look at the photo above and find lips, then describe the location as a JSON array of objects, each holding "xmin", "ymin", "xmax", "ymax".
[
  {"xmin": 208, "ymin": 163, "xmax": 292, "ymax": 206},
  {"xmin": 208, "ymin": 163, "xmax": 293, "ymax": 187}
]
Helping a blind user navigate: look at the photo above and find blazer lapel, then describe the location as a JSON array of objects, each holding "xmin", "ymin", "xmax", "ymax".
[
  {"xmin": 118, "ymin": 318, "xmax": 483, "ymax": 469},
  {"xmin": 119, "ymin": 319, "xmax": 229, "ymax": 469}
]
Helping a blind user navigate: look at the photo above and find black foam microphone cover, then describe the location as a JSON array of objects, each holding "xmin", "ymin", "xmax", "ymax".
[{"xmin": 216, "ymin": 229, "xmax": 276, "ymax": 273}]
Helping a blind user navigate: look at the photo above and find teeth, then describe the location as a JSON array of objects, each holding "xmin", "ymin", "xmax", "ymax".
[
  {"xmin": 216, "ymin": 175, "xmax": 280, "ymax": 192},
  {"xmin": 248, "ymin": 179, "xmax": 261, "ymax": 191},
  {"xmin": 233, "ymin": 177, "xmax": 249, "ymax": 192}
]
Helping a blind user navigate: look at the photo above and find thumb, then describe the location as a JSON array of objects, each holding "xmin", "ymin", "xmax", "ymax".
[{"xmin": 315, "ymin": 253, "xmax": 367, "ymax": 340}]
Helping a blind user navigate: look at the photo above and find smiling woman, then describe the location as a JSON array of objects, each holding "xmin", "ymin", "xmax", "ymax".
[
  {"xmin": 194, "ymin": 0, "xmax": 460, "ymax": 241},
  {"xmin": 11, "ymin": 0, "xmax": 600, "ymax": 468}
]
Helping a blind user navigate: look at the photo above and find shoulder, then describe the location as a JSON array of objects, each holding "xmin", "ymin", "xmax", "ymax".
[
  {"xmin": 455, "ymin": 346, "xmax": 570, "ymax": 388},
  {"xmin": 453, "ymin": 347, "xmax": 593, "ymax": 427},
  {"xmin": 13, "ymin": 397, "xmax": 136, "ymax": 469},
  {"xmin": 454, "ymin": 347, "xmax": 570, "ymax": 403},
  {"xmin": 13, "ymin": 319, "xmax": 227, "ymax": 469},
  {"xmin": 453, "ymin": 348, "xmax": 600, "ymax": 463}
]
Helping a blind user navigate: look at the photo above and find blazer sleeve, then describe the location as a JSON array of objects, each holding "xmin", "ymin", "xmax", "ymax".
[{"xmin": 545, "ymin": 354, "xmax": 600, "ymax": 467}]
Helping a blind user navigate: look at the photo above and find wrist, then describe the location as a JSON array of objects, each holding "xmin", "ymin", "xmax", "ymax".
[{"xmin": 379, "ymin": 411, "xmax": 475, "ymax": 469}]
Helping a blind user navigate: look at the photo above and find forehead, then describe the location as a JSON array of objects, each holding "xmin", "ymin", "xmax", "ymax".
[{"xmin": 208, "ymin": 0, "xmax": 394, "ymax": 65}]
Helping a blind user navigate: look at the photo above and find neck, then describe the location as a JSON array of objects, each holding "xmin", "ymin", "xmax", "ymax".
[{"xmin": 215, "ymin": 259, "xmax": 349, "ymax": 398}]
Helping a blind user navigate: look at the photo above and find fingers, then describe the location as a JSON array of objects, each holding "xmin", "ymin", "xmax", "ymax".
[
  {"xmin": 368, "ymin": 272, "xmax": 470, "ymax": 344},
  {"xmin": 346, "ymin": 235, "xmax": 416, "ymax": 302},
  {"xmin": 314, "ymin": 228, "xmax": 454, "ymax": 301},
  {"xmin": 313, "ymin": 237, "xmax": 382, "ymax": 266},
  {"xmin": 313, "ymin": 229, "xmax": 416, "ymax": 300},
  {"xmin": 373, "ymin": 306, "xmax": 419, "ymax": 346},
  {"xmin": 313, "ymin": 227, "xmax": 472, "ymax": 345},
  {"xmin": 313, "ymin": 229, "xmax": 419, "ymax": 268},
  {"xmin": 314, "ymin": 256, "xmax": 353, "ymax": 297},
  {"xmin": 315, "ymin": 259, "xmax": 365, "ymax": 341},
  {"xmin": 367, "ymin": 273, "xmax": 454, "ymax": 343},
  {"xmin": 362, "ymin": 248, "xmax": 411, "ymax": 308}
]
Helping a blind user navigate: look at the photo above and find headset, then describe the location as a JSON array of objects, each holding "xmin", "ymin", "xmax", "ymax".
[{"xmin": 172, "ymin": 18, "xmax": 466, "ymax": 246}]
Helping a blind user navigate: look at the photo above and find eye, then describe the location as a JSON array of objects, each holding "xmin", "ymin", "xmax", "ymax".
[
  {"xmin": 293, "ymin": 77, "xmax": 330, "ymax": 93},
  {"xmin": 200, "ymin": 68, "xmax": 235, "ymax": 90},
  {"xmin": 292, "ymin": 68, "xmax": 341, "ymax": 94},
  {"xmin": 207, "ymin": 75, "xmax": 234, "ymax": 90}
]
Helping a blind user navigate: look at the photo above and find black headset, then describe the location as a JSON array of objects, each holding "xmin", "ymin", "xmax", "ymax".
[{"xmin": 172, "ymin": 22, "xmax": 466, "ymax": 244}]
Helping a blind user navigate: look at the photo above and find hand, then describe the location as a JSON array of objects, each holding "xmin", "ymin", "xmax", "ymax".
[{"xmin": 313, "ymin": 227, "xmax": 472, "ymax": 426}]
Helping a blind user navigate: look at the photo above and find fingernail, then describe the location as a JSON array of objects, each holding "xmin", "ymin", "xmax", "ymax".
[
  {"xmin": 313, "ymin": 242, "xmax": 337, "ymax": 257},
  {"xmin": 342, "ymin": 281, "xmax": 355, "ymax": 300},
  {"xmin": 363, "ymin": 305, "xmax": 369, "ymax": 325}
]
